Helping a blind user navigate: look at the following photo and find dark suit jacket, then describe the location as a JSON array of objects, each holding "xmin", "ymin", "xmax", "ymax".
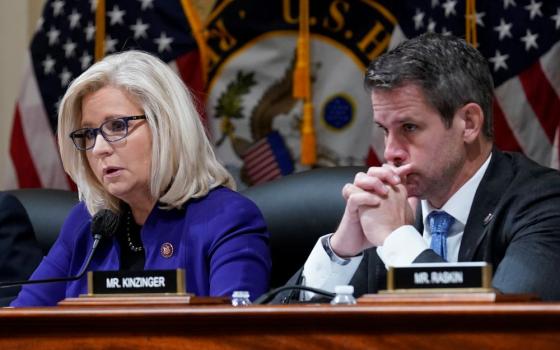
[
  {"xmin": 279, "ymin": 149, "xmax": 560, "ymax": 302},
  {"xmin": 0, "ymin": 193, "xmax": 43, "ymax": 306}
]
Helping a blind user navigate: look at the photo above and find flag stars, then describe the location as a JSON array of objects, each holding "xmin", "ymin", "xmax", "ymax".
[
  {"xmin": 489, "ymin": 50, "xmax": 509, "ymax": 71},
  {"xmin": 36, "ymin": 17, "xmax": 44, "ymax": 32},
  {"xmin": 474, "ymin": 12, "xmax": 485, "ymax": 27},
  {"xmin": 552, "ymin": 8, "xmax": 560, "ymax": 29},
  {"xmin": 63, "ymin": 39, "xmax": 77, "ymax": 58},
  {"xmin": 105, "ymin": 35, "xmax": 118, "ymax": 53},
  {"xmin": 494, "ymin": 18, "xmax": 513, "ymax": 40},
  {"xmin": 108, "ymin": 5, "xmax": 126, "ymax": 26},
  {"xmin": 46, "ymin": 26, "xmax": 61, "ymax": 46},
  {"xmin": 441, "ymin": 26, "xmax": 452, "ymax": 36},
  {"xmin": 503, "ymin": 0, "xmax": 516, "ymax": 9},
  {"xmin": 54, "ymin": 98, "xmax": 62, "ymax": 112},
  {"xmin": 59, "ymin": 67, "xmax": 72, "ymax": 87},
  {"xmin": 90, "ymin": 0, "xmax": 97, "ymax": 12},
  {"xmin": 139, "ymin": 0, "xmax": 154, "ymax": 11},
  {"xmin": 413, "ymin": 9, "xmax": 425, "ymax": 30},
  {"xmin": 427, "ymin": 19, "xmax": 437, "ymax": 32},
  {"xmin": 85, "ymin": 22, "xmax": 95, "ymax": 41},
  {"xmin": 154, "ymin": 32, "xmax": 173, "ymax": 52},
  {"xmin": 130, "ymin": 19, "xmax": 149, "ymax": 39},
  {"xmin": 525, "ymin": 0, "xmax": 543, "ymax": 20},
  {"xmin": 51, "ymin": 0, "xmax": 64, "ymax": 17},
  {"xmin": 520, "ymin": 29, "xmax": 539, "ymax": 51},
  {"xmin": 442, "ymin": 0, "xmax": 457, "ymax": 18},
  {"xmin": 42, "ymin": 55, "xmax": 56, "ymax": 75},
  {"xmin": 68, "ymin": 9, "xmax": 81, "ymax": 29},
  {"xmin": 80, "ymin": 52, "xmax": 92, "ymax": 70},
  {"xmin": 467, "ymin": 11, "xmax": 486, "ymax": 27}
]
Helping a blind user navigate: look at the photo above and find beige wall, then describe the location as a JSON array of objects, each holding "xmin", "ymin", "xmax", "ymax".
[{"xmin": 0, "ymin": 0, "xmax": 44, "ymax": 189}]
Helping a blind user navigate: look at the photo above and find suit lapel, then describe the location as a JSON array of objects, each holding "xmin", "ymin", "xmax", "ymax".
[{"xmin": 458, "ymin": 149, "xmax": 513, "ymax": 261}]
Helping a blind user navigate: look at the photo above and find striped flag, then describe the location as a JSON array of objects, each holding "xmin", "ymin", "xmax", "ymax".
[
  {"xmin": 5, "ymin": 0, "xmax": 204, "ymax": 189},
  {"xmin": 390, "ymin": 0, "xmax": 560, "ymax": 169},
  {"xmin": 242, "ymin": 131, "xmax": 294, "ymax": 185}
]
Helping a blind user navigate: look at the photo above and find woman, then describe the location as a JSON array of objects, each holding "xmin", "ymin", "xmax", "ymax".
[{"xmin": 11, "ymin": 51, "xmax": 271, "ymax": 306}]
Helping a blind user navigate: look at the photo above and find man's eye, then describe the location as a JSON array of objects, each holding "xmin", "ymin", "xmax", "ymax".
[
  {"xmin": 403, "ymin": 124, "xmax": 417, "ymax": 132},
  {"xmin": 376, "ymin": 124, "xmax": 388, "ymax": 135}
]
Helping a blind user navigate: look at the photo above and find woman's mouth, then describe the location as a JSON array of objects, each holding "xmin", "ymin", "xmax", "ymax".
[{"xmin": 103, "ymin": 167, "xmax": 123, "ymax": 178}]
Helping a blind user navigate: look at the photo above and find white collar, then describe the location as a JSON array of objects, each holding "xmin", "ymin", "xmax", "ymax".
[{"xmin": 421, "ymin": 153, "xmax": 492, "ymax": 230}]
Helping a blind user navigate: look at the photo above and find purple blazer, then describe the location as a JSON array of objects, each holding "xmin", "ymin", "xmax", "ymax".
[{"xmin": 11, "ymin": 187, "xmax": 271, "ymax": 306}]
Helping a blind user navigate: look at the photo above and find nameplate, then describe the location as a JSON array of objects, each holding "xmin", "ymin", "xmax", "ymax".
[
  {"xmin": 87, "ymin": 269, "xmax": 186, "ymax": 295},
  {"xmin": 385, "ymin": 262, "xmax": 492, "ymax": 292}
]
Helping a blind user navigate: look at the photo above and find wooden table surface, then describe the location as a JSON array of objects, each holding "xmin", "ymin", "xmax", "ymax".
[{"xmin": 1, "ymin": 298, "xmax": 560, "ymax": 349}]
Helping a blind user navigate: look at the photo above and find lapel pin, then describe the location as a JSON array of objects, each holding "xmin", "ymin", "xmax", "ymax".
[
  {"xmin": 160, "ymin": 242, "xmax": 174, "ymax": 258},
  {"xmin": 483, "ymin": 213, "xmax": 494, "ymax": 226}
]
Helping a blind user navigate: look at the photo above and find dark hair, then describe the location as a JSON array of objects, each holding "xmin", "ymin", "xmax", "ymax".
[{"xmin": 364, "ymin": 32, "xmax": 494, "ymax": 139}]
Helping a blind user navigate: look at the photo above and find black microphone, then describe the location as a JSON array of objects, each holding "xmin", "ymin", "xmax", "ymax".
[{"xmin": 0, "ymin": 209, "xmax": 119, "ymax": 289}]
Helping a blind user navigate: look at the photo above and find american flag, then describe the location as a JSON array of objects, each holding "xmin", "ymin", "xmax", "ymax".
[
  {"xmin": 242, "ymin": 131, "xmax": 294, "ymax": 185},
  {"xmin": 390, "ymin": 0, "xmax": 560, "ymax": 168},
  {"xmin": 5, "ymin": 0, "xmax": 203, "ymax": 190}
]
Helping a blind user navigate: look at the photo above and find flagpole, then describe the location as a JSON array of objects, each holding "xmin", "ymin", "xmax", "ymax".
[
  {"xmin": 465, "ymin": 0, "xmax": 478, "ymax": 48},
  {"xmin": 181, "ymin": 0, "xmax": 209, "ymax": 87},
  {"xmin": 94, "ymin": 0, "xmax": 106, "ymax": 61},
  {"xmin": 293, "ymin": 0, "xmax": 316, "ymax": 165}
]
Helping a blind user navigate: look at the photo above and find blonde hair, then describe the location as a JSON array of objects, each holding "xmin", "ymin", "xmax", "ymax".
[{"xmin": 57, "ymin": 50, "xmax": 235, "ymax": 215}]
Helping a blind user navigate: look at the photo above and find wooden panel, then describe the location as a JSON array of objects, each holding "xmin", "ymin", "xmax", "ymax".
[{"xmin": 1, "ymin": 303, "xmax": 560, "ymax": 349}]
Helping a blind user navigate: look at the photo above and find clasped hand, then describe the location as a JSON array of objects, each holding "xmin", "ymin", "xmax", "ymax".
[{"xmin": 330, "ymin": 164, "xmax": 416, "ymax": 257}]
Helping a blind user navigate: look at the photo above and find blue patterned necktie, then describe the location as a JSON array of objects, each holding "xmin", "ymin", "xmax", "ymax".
[{"xmin": 428, "ymin": 211, "xmax": 455, "ymax": 261}]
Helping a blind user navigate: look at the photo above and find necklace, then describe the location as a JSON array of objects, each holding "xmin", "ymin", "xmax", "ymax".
[{"xmin": 126, "ymin": 211, "xmax": 144, "ymax": 252}]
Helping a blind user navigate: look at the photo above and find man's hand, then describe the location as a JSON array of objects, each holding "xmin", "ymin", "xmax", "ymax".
[
  {"xmin": 329, "ymin": 164, "xmax": 413, "ymax": 257},
  {"xmin": 358, "ymin": 182, "xmax": 414, "ymax": 246},
  {"xmin": 358, "ymin": 164, "xmax": 415, "ymax": 244}
]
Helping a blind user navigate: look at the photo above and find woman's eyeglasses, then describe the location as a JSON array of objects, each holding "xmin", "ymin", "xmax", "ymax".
[{"xmin": 69, "ymin": 115, "xmax": 146, "ymax": 151}]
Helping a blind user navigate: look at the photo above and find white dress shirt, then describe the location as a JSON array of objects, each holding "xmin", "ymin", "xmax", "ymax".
[{"xmin": 302, "ymin": 155, "xmax": 492, "ymax": 296}]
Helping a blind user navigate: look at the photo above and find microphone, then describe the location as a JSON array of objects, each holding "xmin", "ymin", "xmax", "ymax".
[
  {"xmin": 0, "ymin": 209, "xmax": 119, "ymax": 289},
  {"xmin": 254, "ymin": 285, "xmax": 336, "ymax": 305}
]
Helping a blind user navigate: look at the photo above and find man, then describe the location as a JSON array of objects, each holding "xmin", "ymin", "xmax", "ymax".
[
  {"xmin": 0, "ymin": 192, "xmax": 43, "ymax": 305},
  {"xmin": 290, "ymin": 33, "xmax": 560, "ymax": 301}
]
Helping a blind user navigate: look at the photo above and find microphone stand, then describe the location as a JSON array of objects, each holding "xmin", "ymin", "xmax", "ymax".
[
  {"xmin": 0, "ymin": 209, "xmax": 119, "ymax": 289},
  {"xmin": 0, "ymin": 233, "xmax": 105, "ymax": 289}
]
